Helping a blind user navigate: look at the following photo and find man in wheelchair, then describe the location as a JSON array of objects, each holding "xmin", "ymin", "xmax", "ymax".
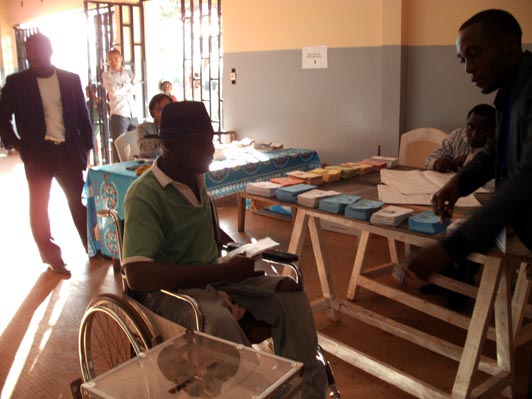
[{"xmin": 122, "ymin": 101, "xmax": 328, "ymax": 398}]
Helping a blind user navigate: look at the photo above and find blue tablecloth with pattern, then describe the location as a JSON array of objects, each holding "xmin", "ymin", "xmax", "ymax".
[{"xmin": 85, "ymin": 148, "xmax": 321, "ymax": 257}]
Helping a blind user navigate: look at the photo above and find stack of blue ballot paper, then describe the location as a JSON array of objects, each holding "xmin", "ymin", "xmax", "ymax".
[
  {"xmin": 344, "ymin": 199, "xmax": 384, "ymax": 220},
  {"xmin": 408, "ymin": 211, "xmax": 450, "ymax": 235},
  {"xmin": 318, "ymin": 194, "xmax": 361, "ymax": 214},
  {"xmin": 276, "ymin": 184, "xmax": 316, "ymax": 203}
]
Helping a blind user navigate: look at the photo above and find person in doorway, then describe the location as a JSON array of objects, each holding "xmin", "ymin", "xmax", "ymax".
[
  {"xmin": 409, "ymin": 10, "xmax": 532, "ymax": 291},
  {"xmin": 160, "ymin": 80, "xmax": 177, "ymax": 102},
  {"xmin": 424, "ymin": 104, "xmax": 495, "ymax": 172},
  {"xmin": 0, "ymin": 33, "xmax": 93, "ymax": 276},
  {"xmin": 102, "ymin": 48, "xmax": 138, "ymax": 162},
  {"xmin": 122, "ymin": 101, "xmax": 328, "ymax": 399},
  {"xmin": 136, "ymin": 93, "xmax": 172, "ymax": 159}
]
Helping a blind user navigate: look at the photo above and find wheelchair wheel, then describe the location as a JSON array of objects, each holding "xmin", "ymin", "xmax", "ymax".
[{"xmin": 79, "ymin": 293, "xmax": 155, "ymax": 382}]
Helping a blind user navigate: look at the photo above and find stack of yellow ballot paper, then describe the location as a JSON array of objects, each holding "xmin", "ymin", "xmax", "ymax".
[
  {"xmin": 308, "ymin": 168, "xmax": 341, "ymax": 182},
  {"xmin": 341, "ymin": 162, "xmax": 374, "ymax": 175},
  {"xmin": 325, "ymin": 165, "xmax": 357, "ymax": 179},
  {"xmin": 286, "ymin": 170, "xmax": 323, "ymax": 185}
]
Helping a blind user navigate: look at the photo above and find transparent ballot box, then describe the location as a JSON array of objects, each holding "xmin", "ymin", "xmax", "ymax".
[{"xmin": 81, "ymin": 330, "xmax": 303, "ymax": 398}]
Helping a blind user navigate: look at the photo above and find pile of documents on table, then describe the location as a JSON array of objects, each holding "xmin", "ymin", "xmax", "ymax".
[
  {"xmin": 378, "ymin": 169, "xmax": 481, "ymax": 207},
  {"xmin": 253, "ymin": 141, "xmax": 284, "ymax": 151},
  {"xmin": 276, "ymin": 184, "xmax": 316, "ymax": 202},
  {"xmin": 270, "ymin": 176, "xmax": 305, "ymax": 186},
  {"xmin": 297, "ymin": 189, "xmax": 341, "ymax": 208},
  {"xmin": 408, "ymin": 211, "xmax": 450, "ymax": 235},
  {"xmin": 370, "ymin": 155, "xmax": 399, "ymax": 168},
  {"xmin": 286, "ymin": 170, "xmax": 323, "ymax": 185},
  {"xmin": 341, "ymin": 162, "xmax": 375, "ymax": 175},
  {"xmin": 318, "ymin": 194, "xmax": 361, "ymax": 213},
  {"xmin": 246, "ymin": 181, "xmax": 282, "ymax": 197},
  {"xmin": 345, "ymin": 199, "xmax": 384, "ymax": 220},
  {"xmin": 325, "ymin": 165, "xmax": 358, "ymax": 179},
  {"xmin": 370, "ymin": 205, "xmax": 413, "ymax": 227},
  {"xmin": 308, "ymin": 168, "xmax": 342, "ymax": 182}
]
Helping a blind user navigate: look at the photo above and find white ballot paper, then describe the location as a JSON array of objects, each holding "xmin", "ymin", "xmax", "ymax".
[
  {"xmin": 219, "ymin": 237, "xmax": 280, "ymax": 262},
  {"xmin": 378, "ymin": 169, "xmax": 481, "ymax": 207}
]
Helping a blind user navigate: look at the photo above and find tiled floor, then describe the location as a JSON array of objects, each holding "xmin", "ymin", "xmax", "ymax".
[{"xmin": 0, "ymin": 152, "xmax": 531, "ymax": 398}]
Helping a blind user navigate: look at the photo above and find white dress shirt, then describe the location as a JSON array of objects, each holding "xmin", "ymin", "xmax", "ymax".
[{"xmin": 102, "ymin": 68, "xmax": 136, "ymax": 118}]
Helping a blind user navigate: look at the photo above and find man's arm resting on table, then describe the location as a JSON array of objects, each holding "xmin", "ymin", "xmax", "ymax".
[{"xmin": 123, "ymin": 256, "xmax": 263, "ymax": 291}]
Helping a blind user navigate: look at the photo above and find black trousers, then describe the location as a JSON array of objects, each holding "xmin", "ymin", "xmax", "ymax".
[{"xmin": 23, "ymin": 142, "xmax": 87, "ymax": 267}]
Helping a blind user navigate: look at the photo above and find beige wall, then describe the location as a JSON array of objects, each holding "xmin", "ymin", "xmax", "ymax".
[
  {"xmin": 3, "ymin": 0, "xmax": 83, "ymax": 26},
  {"xmin": 406, "ymin": 0, "xmax": 532, "ymax": 45},
  {"xmin": 0, "ymin": 0, "xmax": 83, "ymax": 77},
  {"xmin": 0, "ymin": 0, "xmax": 138, "ymax": 77},
  {"xmin": 2, "ymin": 0, "xmax": 532, "ymax": 76},
  {"xmin": 223, "ymin": 0, "xmax": 384, "ymax": 52},
  {"xmin": 223, "ymin": 0, "xmax": 532, "ymax": 53}
]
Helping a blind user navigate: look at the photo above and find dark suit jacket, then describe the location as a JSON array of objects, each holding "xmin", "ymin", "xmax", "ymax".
[
  {"xmin": 0, "ymin": 68, "xmax": 93, "ymax": 170},
  {"xmin": 447, "ymin": 50, "xmax": 532, "ymax": 253}
]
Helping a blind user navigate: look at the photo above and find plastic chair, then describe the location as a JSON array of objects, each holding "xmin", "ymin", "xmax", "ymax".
[
  {"xmin": 113, "ymin": 129, "xmax": 139, "ymax": 162},
  {"xmin": 398, "ymin": 128, "xmax": 447, "ymax": 168}
]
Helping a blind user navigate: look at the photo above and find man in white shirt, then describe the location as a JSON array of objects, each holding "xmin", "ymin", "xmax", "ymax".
[
  {"xmin": 0, "ymin": 33, "xmax": 93, "ymax": 276},
  {"xmin": 102, "ymin": 48, "xmax": 138, "ymax": 162},
  {"xmin": 424, "ymin": 104, "xmax": 495, "ymax": 172}
]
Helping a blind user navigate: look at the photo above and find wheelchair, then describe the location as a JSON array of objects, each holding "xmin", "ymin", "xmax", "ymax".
[{"xmin": 78, "ymin": 206, "xmax": 341, "ymax": 398}]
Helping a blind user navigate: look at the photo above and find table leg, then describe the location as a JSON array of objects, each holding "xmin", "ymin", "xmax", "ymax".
[
  {"xmin": 347, "ymin": 230, "xmax": 371, "ymax": 301},
  {"xmin": 308, "ymin": 216, "xmax": 340, "ymax": 321},
  {"xmin": 451, "ymin": 256, "xmax": 502, "ymax": 398},
  {"xmin": 494, "ymin": 261, "xmax": 514, "ymax": 394},
  {"xmin": 404, "ymin": 243, "xmax": 412, "ymax": 259},
  {"xmin": 237, "ymin": 192, "xmax": 246, "ymax": 232},
  {"xmin": 388, "ymin": 238, "xmax": 400, "ymax": 264},
  {"xmin": 288, "ymin": 211, "xmax": 309, "ymax": 258},
  {"xmin": 512, "ymin": 262, "xmax": 532, "ymax": 341}
]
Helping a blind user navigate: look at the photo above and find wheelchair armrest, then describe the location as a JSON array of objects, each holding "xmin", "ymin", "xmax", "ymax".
[
  {"xmin": 261, "ymin": 249, "xmax": 298, "ymax": 263},
  {"xmin": 160, "ymin": 289, "xmax": 203, "ymax": 332},
  {"xmin": 223, "ymin": 242, "xmax": 302, "ymax": 288}
]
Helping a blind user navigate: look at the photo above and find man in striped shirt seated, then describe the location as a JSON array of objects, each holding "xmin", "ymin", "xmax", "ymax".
[{"xmin": 424, "ymin": 104, "xmax": 495, "ymax": 172}]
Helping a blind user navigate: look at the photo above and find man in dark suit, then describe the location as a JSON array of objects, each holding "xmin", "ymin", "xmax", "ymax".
[
  {"xmin": 408, "ymin": 10, "xmax": 532, "ymax": 279},
  {"xmin": 0, "ymin": 33, "xmax": 93, "ymax": 276}
]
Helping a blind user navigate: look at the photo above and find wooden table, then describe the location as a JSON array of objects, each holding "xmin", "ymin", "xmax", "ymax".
[{"xmin": 240, "ymin": 172, "xmax": 532, "ymax": 398}]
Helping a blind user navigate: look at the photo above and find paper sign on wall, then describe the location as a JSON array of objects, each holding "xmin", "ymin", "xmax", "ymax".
[{"xmin": 302, "ymin": 45, "xmax": 328, "ymax": 69}]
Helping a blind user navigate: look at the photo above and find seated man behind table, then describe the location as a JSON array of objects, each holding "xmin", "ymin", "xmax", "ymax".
[
  {"xmin": 122, "ymin": 101, "xmax": 327, "ymax": 399},
  {"xmin": 424, "ymin": 104, "xmax": 495, "ymax": 172},
  {"xmin": 136, "ymin": 93, "xmax": 172, "ymax": 159}
]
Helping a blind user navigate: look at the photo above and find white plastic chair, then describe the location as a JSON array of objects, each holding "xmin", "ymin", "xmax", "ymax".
[
  {"xmin": 398, "ymin": 128, "xmax": 447, "ymax": 168},
  {"xmin": 113, "ymin": 130, "xmax": 139, "ymax": 162}
]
